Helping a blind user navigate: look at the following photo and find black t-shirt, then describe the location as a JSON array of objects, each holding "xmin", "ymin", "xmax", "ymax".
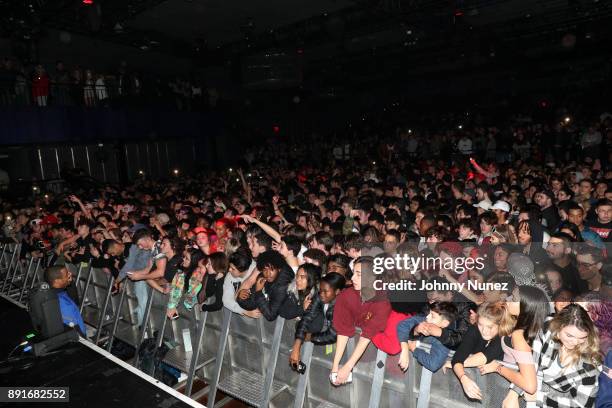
[
  {"xmin": 541, "ymin": 206, "xmax": 561, "ymax": 232},
  {"xmin": 555, "ymin": 261, "xmax": 583, "ymax": 295},
  {"xmin": 164, "ymin": 255, "xmax": 181, "ymax": 282}
]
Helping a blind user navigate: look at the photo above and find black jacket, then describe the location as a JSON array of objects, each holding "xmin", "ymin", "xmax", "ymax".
[
  {"xmin": 237, "ymin": 263, "xmax": 295, "ymax": 321},
  {"xmin": 200, "ymin": 274, "xmax": 224, "ymax": 312},
  {"xmin": 451, "ymin": 325, "xmax": 503, "ymax": 366},
  {"xmin": 312, "ymin": 303, "xmax": 336, "ymax": 345},
  {"xmin": 437, "ymin": 293, "xmax": 475, "ymax": 350},
  {"xmin": 280, "ymin": 291, "xmax": 306, "ymax": 321},
  {"xmin": 293, "ymin": 292, "xmax": 324, "ymax": 340}
]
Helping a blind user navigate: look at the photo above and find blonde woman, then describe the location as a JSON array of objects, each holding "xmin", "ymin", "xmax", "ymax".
[
  {"xmin": 533, "ymin": 303, "xmax": 601, "ymax": 408},
  {"xmin": 451, "ymin": 302, "xmax": 516, "ymax": 400}
]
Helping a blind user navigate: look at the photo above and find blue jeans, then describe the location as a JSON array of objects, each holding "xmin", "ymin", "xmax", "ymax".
[
  {"xmin": 133, "ymin": 280, "xmax": 149, "ymax": 326},
  {"xmin": 397, "ymin": 315, "xmax": 451, "ymax": 372}
]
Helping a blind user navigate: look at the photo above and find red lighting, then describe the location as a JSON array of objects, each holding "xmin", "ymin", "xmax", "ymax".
[
  {"xmin": 454, "ymin": 10, "xmax": 464, "ymax": 16},
  {"xmin": 297, "ymin": 48, "xmax": 304, "ymax": 55},
  {"xmin": 83, "ymin": 0, "xmax": 93, "ymax": 4},
  {"xmin": 273, "ymin": 126, "xmax": 280, "ymax": 134}
]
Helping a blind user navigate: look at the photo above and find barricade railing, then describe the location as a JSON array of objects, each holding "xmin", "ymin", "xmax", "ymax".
[
  {"xmin": 1, "ymin": 243, "xmax": 21, "ymax": 294},
  {"xmin": 61, "ymin": 261, "xmax": 524, "ymax": 407},
  {"xmin": 1, "ymin": 245, "xmax": 44, "ymax": 304}
]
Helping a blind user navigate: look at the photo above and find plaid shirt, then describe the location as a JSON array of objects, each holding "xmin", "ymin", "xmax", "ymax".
[{"xmin": 533, "ymin": 329, "xmax": 600, "ymax": 408}]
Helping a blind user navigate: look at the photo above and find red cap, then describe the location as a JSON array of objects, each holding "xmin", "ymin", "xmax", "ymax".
[{"xmin": 41, "ymin": 215, "xmax": 60, "ymax": 225}]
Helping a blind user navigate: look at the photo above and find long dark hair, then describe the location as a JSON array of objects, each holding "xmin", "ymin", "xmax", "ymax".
[
  {"xmin": 183, "ymin": 248, "xmax": 206, "ymax": 294},
  {"xmin": 515, "ymin": 285, "xmax": 549, "ymax": 345},
  {"xmin": 290, "ymin": 263, "xmax": 320, "ymax": 304}
]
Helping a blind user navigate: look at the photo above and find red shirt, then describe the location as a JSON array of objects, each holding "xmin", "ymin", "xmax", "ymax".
[
  {"xmin": 32, "ymin": 74, "xmax": 49, "ymax": 97},
  {"xmin": 332, "ymin": 287, "xmax": 391, "ymax": 339}
]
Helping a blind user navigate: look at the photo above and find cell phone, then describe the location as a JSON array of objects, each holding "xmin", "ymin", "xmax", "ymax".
[
  {"xmin": 126, "ymin": 271, "xmax": 133, "ymax": 275},
  {"xmin": 170, "ymin": 313, "xmax": 179, "ymax": 320}
]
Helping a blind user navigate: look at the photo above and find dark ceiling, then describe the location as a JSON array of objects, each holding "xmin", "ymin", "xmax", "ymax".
[{"xmin": 2, "ymin": 0, "xmax": 612, "ymax": 92}]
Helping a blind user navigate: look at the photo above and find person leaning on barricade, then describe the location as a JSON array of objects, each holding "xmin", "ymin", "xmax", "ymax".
[
  {"xmin": 236, "ymin": 250, "xmax": 295, "ymax": 321},
  {"xmin": 532, "ymin": 304, "xmax": 601, "ymax": 408},
  {"xmin": 451, "ymin": 302, "xmax": 515, "ymax": 401},
  {"xmin": 478, "ymin": 285, "xmax": 550, "ymax": 407},
  {"xmin": 329, "ymin": 256, "xmax": 391, "ymax": 386}
]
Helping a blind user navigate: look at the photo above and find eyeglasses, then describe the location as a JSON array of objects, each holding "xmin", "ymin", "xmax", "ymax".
[{"xmin": 577, "ymin": 261, "xmax": 598, "ymax": 269}]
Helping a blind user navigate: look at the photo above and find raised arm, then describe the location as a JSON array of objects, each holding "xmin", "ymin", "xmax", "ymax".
[
  {"xmin": 241, "ymin": 215, "xmax": 281, "ymax": 243},
  {"xmin": 69, "ymin": 195, "xmax": 92, "ymax": 219}
]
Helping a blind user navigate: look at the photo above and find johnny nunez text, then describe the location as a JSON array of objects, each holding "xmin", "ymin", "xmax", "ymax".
[{"xmin": 373, "ymin": 279, "xmax": 509, "ymax": 293}]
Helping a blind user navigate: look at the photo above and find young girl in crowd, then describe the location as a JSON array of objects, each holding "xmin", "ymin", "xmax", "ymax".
[
  {"xmin": 478, "ymin": 285, "xmax": 550, "ymax": 407},
  {"xmin": 451, "ymin": 302, "xmax": 515, "ymax": 400},
  {"xmin": 285, "ymin": 263, "xmax": 320, "ymax": 321},
  {"xmin": 199, "ymin": 252, "xmax": 229, "ymax": 312},
  {"xmin": 166, "ymin": 249, "xmax": 206, "ymax": 319},
  {"xmin": 309, "ymin": 272, "xmax": 345, "ymax": 345},
  {"xmin": 287, "ymin": 264, "xmax": 326, "ymax": 370},
  {"xmin": 534, "ymin": 304, "xmax": 601, "ymax": 408}
]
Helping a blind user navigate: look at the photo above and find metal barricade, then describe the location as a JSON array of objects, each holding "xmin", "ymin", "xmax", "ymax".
[
  {"xmin": 1, "ymin": 243, "xmax": 21, "ymax": 294},
  {"xmin": 107, "ymin": 279, "xmax": 142, "ymax": 352},
  {"xmin": 206, "ymin": 309, "xmax": 291, "ymax": 408},
  {"xmin": 18, "ymin": 257, "xmax": 41, "ymax": 303},
  {"xmin": 51, "ymin": 265, "xmax": 525, "ymax": 408}
]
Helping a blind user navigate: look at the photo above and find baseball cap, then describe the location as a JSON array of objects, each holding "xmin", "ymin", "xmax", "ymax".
[
  {"xmin": 473, "ymin": 200, "xmax": 492, "ymax": 210},
  {"xmin": 491, "ymin": 200, "xmax": 511, "ymax": 213}
]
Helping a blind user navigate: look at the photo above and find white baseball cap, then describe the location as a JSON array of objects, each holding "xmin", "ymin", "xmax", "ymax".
[
  {"xmin": 491, "ymin": 200, "xmax": 511, "ymax": 213},
  {"xmin": 473, "ymin": 200, "xmax": 492, "ymax": 210}
]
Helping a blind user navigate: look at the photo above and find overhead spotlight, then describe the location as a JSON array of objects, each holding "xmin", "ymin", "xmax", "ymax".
[
  {"xmin": 564, "ymin": 116, "xmax": 571, "ymax": 123},
  {"xmin": 113, "ymin": 22, "xmax": 123, "ymax": 33},
  {"xmin": 458, "ymin": 125, "xmax": 463, "ymax": 130},
  {"xmin": 138, "ymin": 170, "xmax": 144, "ymax": 175},
  {"xmin": 173, "ymin": 169, "xmax": 179, "ymax": 175}
]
